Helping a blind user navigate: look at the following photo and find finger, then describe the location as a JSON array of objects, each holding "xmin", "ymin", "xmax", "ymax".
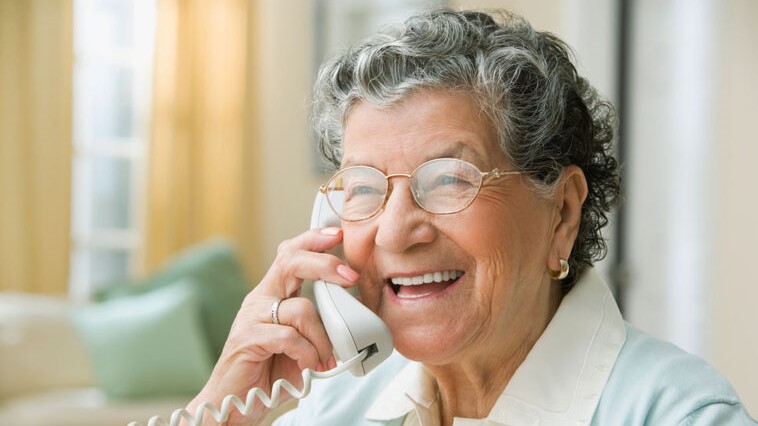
[
  {"xmin": 255, "ymin": 229, "xmax": 357, "ymax": 298},
  {"xmin": 275, "ymin": 297, "xmax": 334, "ymax": 367},
  {"xmin": 235, "ymin": 296, "xmax": 334, "ymax": 368},
  {"xmin": 277, "ymin": 227, "xmax": 345, "ymax": 256},
  {"xmin": 259, "ymin": 252, "xmax": 357, "ymax": 300},
  {"xmin": 275, "ymin": 250, "xmax": 359, "ymax": 295},
  {"xmin": 252, "ymin": 324, "xmax": 322, "ymax": 371}
]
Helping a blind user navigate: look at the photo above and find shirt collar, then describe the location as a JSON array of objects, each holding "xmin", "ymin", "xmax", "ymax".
[
  {"xmin": 365, "ymin": 268, "xmax": 627, "ymax": 425},
  {"xmin": 365, "ymin": 358, "xmax": 440, "ymax": 422}
]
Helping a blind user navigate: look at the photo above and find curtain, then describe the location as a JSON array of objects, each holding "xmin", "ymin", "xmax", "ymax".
[
  {"xmin": 0, "ymin": 0, "xmax": 74, "ymax": 294},
  {"xmin": 145, "ymin": 0, "xmax": 262, "ymax": 278}
]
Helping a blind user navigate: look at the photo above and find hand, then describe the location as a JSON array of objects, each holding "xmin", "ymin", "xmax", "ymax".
[{"xmin": 185, "ymin": 227, "xmax": 359, "ymax": 425}]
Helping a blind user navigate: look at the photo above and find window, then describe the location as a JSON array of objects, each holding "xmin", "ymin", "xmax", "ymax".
[{"xmin": 70, "ymin": 0, "xmax": 156, "ymax": 300}]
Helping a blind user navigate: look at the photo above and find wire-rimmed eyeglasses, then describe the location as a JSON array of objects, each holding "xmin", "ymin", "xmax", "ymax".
[{"xmin": 319, "ymin": 157, "xmax": 524, "ymax": 222}]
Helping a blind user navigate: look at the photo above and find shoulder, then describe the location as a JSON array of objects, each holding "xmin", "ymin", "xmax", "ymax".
[
  {"xmin": 614, "ymin": 323, "xmax": 736, "ymax": 394},
  {"xmin": 273, "ymin": 350, "xmax": 409, "ymax": 426},
  {"xmin": 593, "ymin": 323, "xmax": 755, "ymax": 425}
]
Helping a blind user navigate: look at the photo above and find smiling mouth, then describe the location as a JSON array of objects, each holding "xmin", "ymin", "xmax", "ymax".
[{"xmin": 389, "ymin": 270, "xmax": 464, "ymax": 299}]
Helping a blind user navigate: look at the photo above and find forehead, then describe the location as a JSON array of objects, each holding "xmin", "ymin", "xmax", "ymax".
[{"xmin": 341, "ymin": 90, "xmax": 503, "ymax": 170}]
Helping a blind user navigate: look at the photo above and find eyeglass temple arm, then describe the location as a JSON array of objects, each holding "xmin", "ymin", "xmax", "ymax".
[
  {"xmin": 483, "ymin": 168, "xmax": 524, "ymax": 181},
  {"xmin": 319, "ymin": 185, "xmax": 344, "ymax": 193}
]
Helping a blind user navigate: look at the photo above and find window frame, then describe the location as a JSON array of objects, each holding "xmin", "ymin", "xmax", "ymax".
[{"xmin": 69, "ymin": 0, "xmax": 156, "ymax": 300}]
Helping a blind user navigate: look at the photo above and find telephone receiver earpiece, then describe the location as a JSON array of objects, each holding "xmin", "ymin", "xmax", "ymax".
[{"xmin": 308, "ymin": 191, "xmax": 393, "ymax": 376}]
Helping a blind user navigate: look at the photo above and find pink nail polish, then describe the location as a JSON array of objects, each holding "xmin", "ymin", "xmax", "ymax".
[
  {"xmin": 320, "ymin": 227, "xmax": 340, "ymax": 236},
  {"xmin": 337, "ymin": 264, "xmax": 359, "ymax": 282}
]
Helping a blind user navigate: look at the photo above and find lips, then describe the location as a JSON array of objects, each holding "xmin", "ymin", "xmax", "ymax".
[{"xmin": 389, "ymin": 270, "xmax": 464, "ymax": 299}]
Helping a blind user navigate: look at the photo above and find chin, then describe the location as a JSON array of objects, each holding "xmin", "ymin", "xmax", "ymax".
[{"xmin": 389, "ymin": 322, "xmax": 470, "ymax": 365}]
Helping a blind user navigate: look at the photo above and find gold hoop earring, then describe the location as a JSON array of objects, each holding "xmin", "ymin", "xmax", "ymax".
[{"xmin": 548, "ymin": 258, "xmax": 569, "ymax": 280}]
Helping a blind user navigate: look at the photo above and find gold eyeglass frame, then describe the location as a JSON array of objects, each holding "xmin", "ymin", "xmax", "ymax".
[{"xmin": 318, "ymin": 157, "xmax": 525, "ymax": 222}]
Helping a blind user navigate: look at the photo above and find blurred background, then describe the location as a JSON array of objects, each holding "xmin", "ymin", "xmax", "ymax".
[{"xmin": 1, "ymin": 0, "xmax": 756, "ymax": 424}]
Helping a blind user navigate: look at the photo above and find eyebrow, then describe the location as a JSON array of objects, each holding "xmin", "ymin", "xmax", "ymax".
[{"xmin": 341, "ymin": 141, "xmax": 482, "ymax": 169}]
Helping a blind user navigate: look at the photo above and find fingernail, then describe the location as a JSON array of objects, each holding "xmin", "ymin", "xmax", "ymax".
[
  {"xmin": 328, "ymin": 354, "xmax": 337, "ymax": 369},
  {"xmin": 320, "ymin": 227, "xmax": 341, "ymax": 236},
  {"xmin": 316, "ymin": 362, "xmax": 324, "ymax": 372},
  {"xmin": 337, "ymin": 264, "xmax": 359, "ymax": 282}
]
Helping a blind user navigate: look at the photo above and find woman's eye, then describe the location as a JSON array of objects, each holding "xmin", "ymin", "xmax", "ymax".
[
  {"xmin": 434, "ymin": 174, "xmax": 471, "ymax": 187},
  {"xmin": 348, "ymin": 185, "xmax": 381, "ymax": 197}
]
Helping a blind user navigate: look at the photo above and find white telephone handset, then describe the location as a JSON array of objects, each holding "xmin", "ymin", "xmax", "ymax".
[
  {"xmin": 309, "ymin": 191, "xmax": 393, "ymax": 376},
  {"xmin": 130, "ymin": 192, "xmax": 393, "ymax": 426}
]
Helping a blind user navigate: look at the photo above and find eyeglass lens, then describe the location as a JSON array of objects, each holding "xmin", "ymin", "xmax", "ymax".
[{"xmin": 324, "ymin": 159, "xmax": 484, "ymax": 221}]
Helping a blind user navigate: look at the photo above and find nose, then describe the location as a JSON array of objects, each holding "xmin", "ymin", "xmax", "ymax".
[{"xmin": 373, "ymin": 179, "xmax": 437, "ymax": 253}]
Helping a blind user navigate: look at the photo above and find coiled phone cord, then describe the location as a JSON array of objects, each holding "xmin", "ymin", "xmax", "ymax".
[{"xmin": 128, "ymin": 350, "xmax": 368, "ymax": 426}]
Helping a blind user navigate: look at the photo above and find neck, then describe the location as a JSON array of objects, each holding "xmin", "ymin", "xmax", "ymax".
[{"xmin": 426, "ymin": 282, "xmax": 564, "ymax": 425}]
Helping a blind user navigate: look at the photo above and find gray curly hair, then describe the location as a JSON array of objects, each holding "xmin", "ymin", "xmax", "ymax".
[{"xmin": 311, "ymin": 9, "xmax": 621, "ymax": 287}]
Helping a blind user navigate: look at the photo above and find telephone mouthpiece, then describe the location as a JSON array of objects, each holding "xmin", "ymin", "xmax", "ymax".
[{"xmin": 313, "ymin": 281, "xmax": 394, "ymax": 376}]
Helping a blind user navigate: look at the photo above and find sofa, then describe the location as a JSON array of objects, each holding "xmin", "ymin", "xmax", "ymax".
[
  {"xmin": 0, "ymin": 291, "xmax": 192, "ymax": 425},
  {"xmin": 0, "ymin": 239, "xmax": 253, "ymax": 426}
]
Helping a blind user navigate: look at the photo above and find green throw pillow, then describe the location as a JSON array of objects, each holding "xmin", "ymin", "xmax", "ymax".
[
  {"xmin": 97, "ymin": 238, "xmax": 249, "ymax": 360},
  {"xmin": 72, "ymin": 281, "xmax": 213, "ymax": 400}
]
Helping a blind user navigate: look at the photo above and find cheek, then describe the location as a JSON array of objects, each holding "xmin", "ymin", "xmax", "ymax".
[
  {"xmin": 341, "ymin": 225, "xmax": 384, "ymax": 309},
  {"xmin": 473, "ymin": 250, "xmax": 509, "ymax": 304},
  {"xmin": 341, "ymin": 225, "xmax": 373, "ymax": 270},
  {"xmin": 474, "ymin": 246, "xmax": 531, "ymax": 306},
  {"xmin": 461, "ymin": 201, "xmax": 551, "ymax": 291},
  {"xmin": 478, "ymin": 190, "xmax": 554, "ymax": 251}
]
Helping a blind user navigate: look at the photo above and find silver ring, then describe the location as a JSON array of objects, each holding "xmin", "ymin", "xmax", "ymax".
[{"xmin": 271, "ymin": 298, "xmax": 283, "ymax": 325}]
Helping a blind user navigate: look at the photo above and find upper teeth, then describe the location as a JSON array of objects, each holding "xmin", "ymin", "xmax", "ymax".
[{"xmin": 390, "ymin": 270, "xmax": 463, "ymax": 286}]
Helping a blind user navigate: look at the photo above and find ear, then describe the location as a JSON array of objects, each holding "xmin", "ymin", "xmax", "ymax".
[{"xmin": 547, "ymin": 165, "xmax": 588, "ymax": 272}]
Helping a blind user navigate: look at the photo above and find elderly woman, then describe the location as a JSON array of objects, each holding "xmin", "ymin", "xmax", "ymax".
[{"xmin": 188, "ymin": 9, "xmax": 754, "ymax": 426}]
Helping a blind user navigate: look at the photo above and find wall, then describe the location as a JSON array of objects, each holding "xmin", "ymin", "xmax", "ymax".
[
  {"xmin": 249, "ymin": 1, "xmax": 324, "ymax": 277},
  {"xmin": 710, "ymin": 0, "xmax": 758, "ymax": 414},
  {"xmin": 625, "ymin": 0, "xmax": 758, "ymax": 415}
]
